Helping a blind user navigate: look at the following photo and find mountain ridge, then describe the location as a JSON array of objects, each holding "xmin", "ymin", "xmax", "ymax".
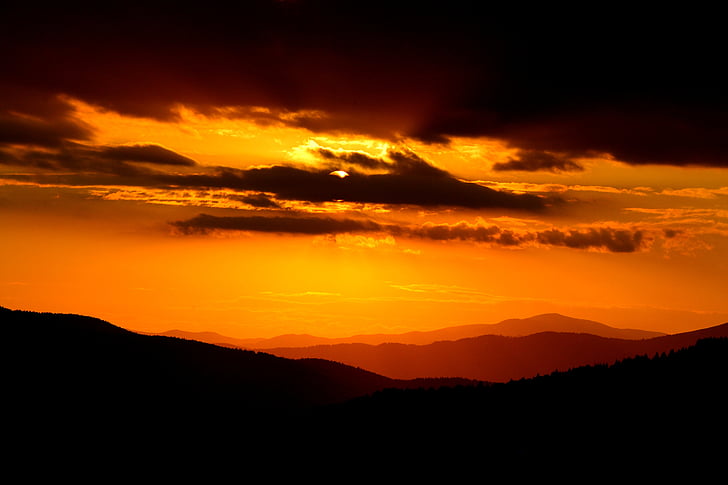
[
  {"xmin": 3, "ymin": 305, "xmax": 724, "ymax": 473},
  {"xmin": 320, "ymin": 336, "xmax": 728, "ymax": 466},
  {"xmin": 155, "ymin": 312, "xmax": 665, "ymax": 349},
  {"xmin": 262, "ymin": 321, "xmax": 728, "ymax": 382},
  {"xmin": 0, "ymin": 306, "xmax": 479, "ymax": 413}
]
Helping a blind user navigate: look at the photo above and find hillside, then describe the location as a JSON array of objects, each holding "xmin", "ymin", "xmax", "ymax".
[
  {"xmin": 0, "ymin": 307, "xmax": 474, "ymax": 415},
  {"xmin": 320, "ymin": 337, "xmax": 728, "ymax": 464},
  {"xmin": 263, "ymin": 322, "xmax": 728, "ymax": 381},
  {"xmin": 3, "ymin": 305, "xmax": 724, "ymax": 474}
]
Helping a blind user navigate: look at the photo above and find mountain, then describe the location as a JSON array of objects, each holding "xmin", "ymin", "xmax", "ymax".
[
  {"xmin": 3, "ymin": 305, "xmax": 724, "ymax": 475},
  {"xmin": 474, "ymin": 313, "xmax": 665, "ymax": 339},
  {"xmin": 155, "ymin": 329, "xmax": 334, "ymax": 349},
  {"xmin": 158, "ymin": 313, "xmax": 664, "ymax": 349},
  {"xmin": 322, "ymin": 337, "xmax": 728, "ymax": 466},
  {"xmin": 0, "ymin": 306, "xmax": 476, "ymax": 415},
  {"xmin": 262, "ymin": 321, "xmax": 728, "ymax": 382}
]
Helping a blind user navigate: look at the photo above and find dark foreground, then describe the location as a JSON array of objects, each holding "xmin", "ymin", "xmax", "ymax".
[{"xmin": 3, "ymin": 307, "xmax": 726, "ymax": 478}]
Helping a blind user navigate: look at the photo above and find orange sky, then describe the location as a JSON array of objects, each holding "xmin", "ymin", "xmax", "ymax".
[{"xmin": 2, "ymin": 4, "xmax": 727, "ymax": 337}]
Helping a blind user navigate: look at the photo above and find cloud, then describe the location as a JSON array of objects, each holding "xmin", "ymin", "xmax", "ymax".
[
  {"xmin": 171, "ymin": 213, "xmax": 383, "ymax": 235},
  {"xmin": 275, "ymin": 147, "xmax": 545, "ymax": 209},
  {"xmin": 312, "ymin": 146, "xmax": 451, "ymax": 177},
  {"xmin": 171, "ymin": 212, "xmax": 646, "ymax": 253},
  {"xmin": 496, "ymin": 109, "xmax": 728, "ymax": 168},
  {"xmin": 659, "ymin": 187, "xmax": 728, "ymax": 200},
  {"xmin": 535, "ymin": 228, "xmax": 643, "ymax": 253},
  {"xmin": 408, "ymin": 221, "xmax": 644, "ymax": 253},
  {"xmin": 0, "ymin": 92, "xmax": 95, "ymax": 148},
  {"xmin": 0, "ymin": 142, "xmax": 198, "ymax": 177},
  {"xmin": 97, "ymin": 144, "xmax": 197, "ymax": 166},
  {"xmin": 234, "ymin": 193, "xmax": 281, "ymax": 209},
  {"xmin": 219, "ymin": 150, "xmax": 545, "ymax": 210},
  {"xmin": 408, "ymin": 221, "xmax": 502, "ymax": 242},
  {"xmin": 84, "ymin": 187, "xmax": 284, "ymax": 211},
  {"xmin": 386, "ymin": 149, "xmax": 450, "ymax": 177},
  {"xmin": 0, "ymin": 87, "xmax": 197, "ymax": 174},
  {"xmin": 0, "ymin": 113, "xmax": 93, "ymax": 148},
  {"xmin": 3, "ymin": 4, "xmax": 726, "ymax": 167},
  {"xmin": 314, "ymin": 148, "xmax": 391, "ymax": 171},
  {"xmin": 663, "ymin": 229, "xmax": 682, "ymax": 238},
  {"xmin": 492, "ymin": 150, "xmax": 583, "ymax": 173},
  {"xmin": 10, "ymin": 145, "xmax": 542, "ymax": 211}
]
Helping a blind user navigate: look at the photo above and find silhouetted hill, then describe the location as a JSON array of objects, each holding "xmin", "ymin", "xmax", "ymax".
[
  {"xmin": 320, "ymin": 337, "xmax": 728, "ymax": 465},
  {"xmin": 4, "ymin": 306, "xmax": 724, "ymax": 476},
  {"xmin": 263, "ymin": 322, "xmax": 728, "ymax": 381},
  {"xmin": 0, "ymin": 307, "xmax": 475, "ymax": 416},
  {"xmin": 159, "ymin": 313, "xmax": 663, "ymax": 349}
]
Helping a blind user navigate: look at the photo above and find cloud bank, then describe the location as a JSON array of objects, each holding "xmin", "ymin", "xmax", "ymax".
[
  {"xmin": 171, "ymin": 213, "xmax": 645, "ymax": 253},
  {"xmin": 2, "ymin": 143, "xmax": 547, "ymax": 211},
  {"xmin": 2, "ymin": 3, "xmax": 728, "ymax": 168}
]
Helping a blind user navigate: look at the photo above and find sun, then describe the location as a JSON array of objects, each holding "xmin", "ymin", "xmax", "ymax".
[{"xmin": 329, "ymin": 170, "xmax": 350, "ymax": 178}]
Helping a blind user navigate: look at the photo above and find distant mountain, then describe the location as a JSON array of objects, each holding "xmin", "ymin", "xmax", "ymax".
[
  {"xmin": 156, "ymin": 329, "xmax": 334, "ymax": 349},
  {"xmin": 263, "ymin": 321, "xmax": 728, "ymax": 381},
  {"xmin": 158, "ymin": 313, "xmax": 664, "ymax": 349},
  {"xmin": 0, "ymin": 307, "xmax": 476, "ymax": 415},
  {"xmin": 475, "ymin": 313, "xmax": 665, "ymax": 339}
]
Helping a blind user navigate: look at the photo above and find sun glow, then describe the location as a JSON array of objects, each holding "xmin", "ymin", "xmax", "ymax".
[{"xmin": 2, "ymin": 94, "xmax": 727, "ymax": 340}]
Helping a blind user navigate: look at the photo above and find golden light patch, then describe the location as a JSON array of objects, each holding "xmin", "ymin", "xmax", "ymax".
[
  {"xmin": 64, "ymin": 98, "xmax": 316, "ymax": 168},
  {"xmin": 329, "ymin": 170, "xmax": 349, "ymax": 178}
]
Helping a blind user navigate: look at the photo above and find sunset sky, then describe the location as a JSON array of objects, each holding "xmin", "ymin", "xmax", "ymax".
[{"xmin": 2, "ymin": 3, "xmax": 727, "ymax": 338}]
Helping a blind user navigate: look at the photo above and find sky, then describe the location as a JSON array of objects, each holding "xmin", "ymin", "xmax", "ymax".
[{"xmin": 1, "ymin": 2, "xmax": 727, "ymax": 337}]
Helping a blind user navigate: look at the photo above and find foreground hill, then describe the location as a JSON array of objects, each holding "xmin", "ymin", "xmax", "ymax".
[
  {"xmin": 318, "ymin": 337, "xmax": 728, "ymax": 465},
  {"xmin": 159, "ymin": 313, "xmax": 663, "ymax": 349},
  {"xmin": 0, "ymin": 307, "xmax": 474, "ymax": 414},
  {"xmin": 263, "ymin": 321, "xmax": 728, "ymax": 381}
]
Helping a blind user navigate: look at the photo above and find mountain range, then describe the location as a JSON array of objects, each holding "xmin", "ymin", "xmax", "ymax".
[
  {"xmin": 3, "ymin": 305, "xmax": 726, "ymax": 474},
  {"xmin": 158, "ymin": 312, "xmax": 725, "ymax": 382},
  {"xmin": 325, "ymin": 336, "xmax": 728, "ymax": 469},
  {"xmin": 262, "ymin": 319, "xmax": 728, "ymax": 381},
  {"xmin": 156, "ymin": 313, "xmax": 665, "ymax": 348}
]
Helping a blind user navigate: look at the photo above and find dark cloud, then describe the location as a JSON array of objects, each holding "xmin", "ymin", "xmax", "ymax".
[
  {"xmin": 535, "ymin": 228, "xmax": 644, "ymax": 253},
  {"xmin": 386, "ymin": 149, "xmax": 450, "ymax": 177},
  {"xmin": 492, "ymin": 150, "xmax": 583, "ymax": 173},
  {"xmin": 494, "ymin": 109, "xmax": 728, "ymax": 168},
  {"xmin": 5, "ymin": 144, "xmax": 544, "ymax": 211},
  {"xmin": 97, "ymin": 144, "xmax": 197, "ymax": 166},
  {"xmin": 171, "ymin": 213, "xmax": 383, "ymax": 235},
  {"xmin": 408, "ymin": 222, "xmax": 643, "ymax": 253},
  {"xmin": 0, "ymin": 142, "xmax": 197, "ymax": 177},
  {"xmin": 0, "ymin": 108, "xmax": 94, "ymax": 148},
  {"xmin": 236, "ymin": 193, "xmax": 281, "ymax": 209},
  {"xmin": 0, "ymin": 3, "xmax": 481, "ymax": 127},
  {"xmin": 314, "ymin": 147, "xmax": 450, "ymax": 177},
  {"xmin": 663, "ymin": 229, "xmax": 682, "ymax": 239},
  {"xmin": 314, "ymin": 148, "xmax": 391, "ymax": 171},
  {"xmin": 3, "ymin": 3, "xmax": 726, "ymax": 167},
  {"xmin": 171, "ymin": 212, "xmax": 645, "ymax": 253},
  {"xmin": 161, "ymin": 149, "xmax": 546, "ymax": 210}
]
